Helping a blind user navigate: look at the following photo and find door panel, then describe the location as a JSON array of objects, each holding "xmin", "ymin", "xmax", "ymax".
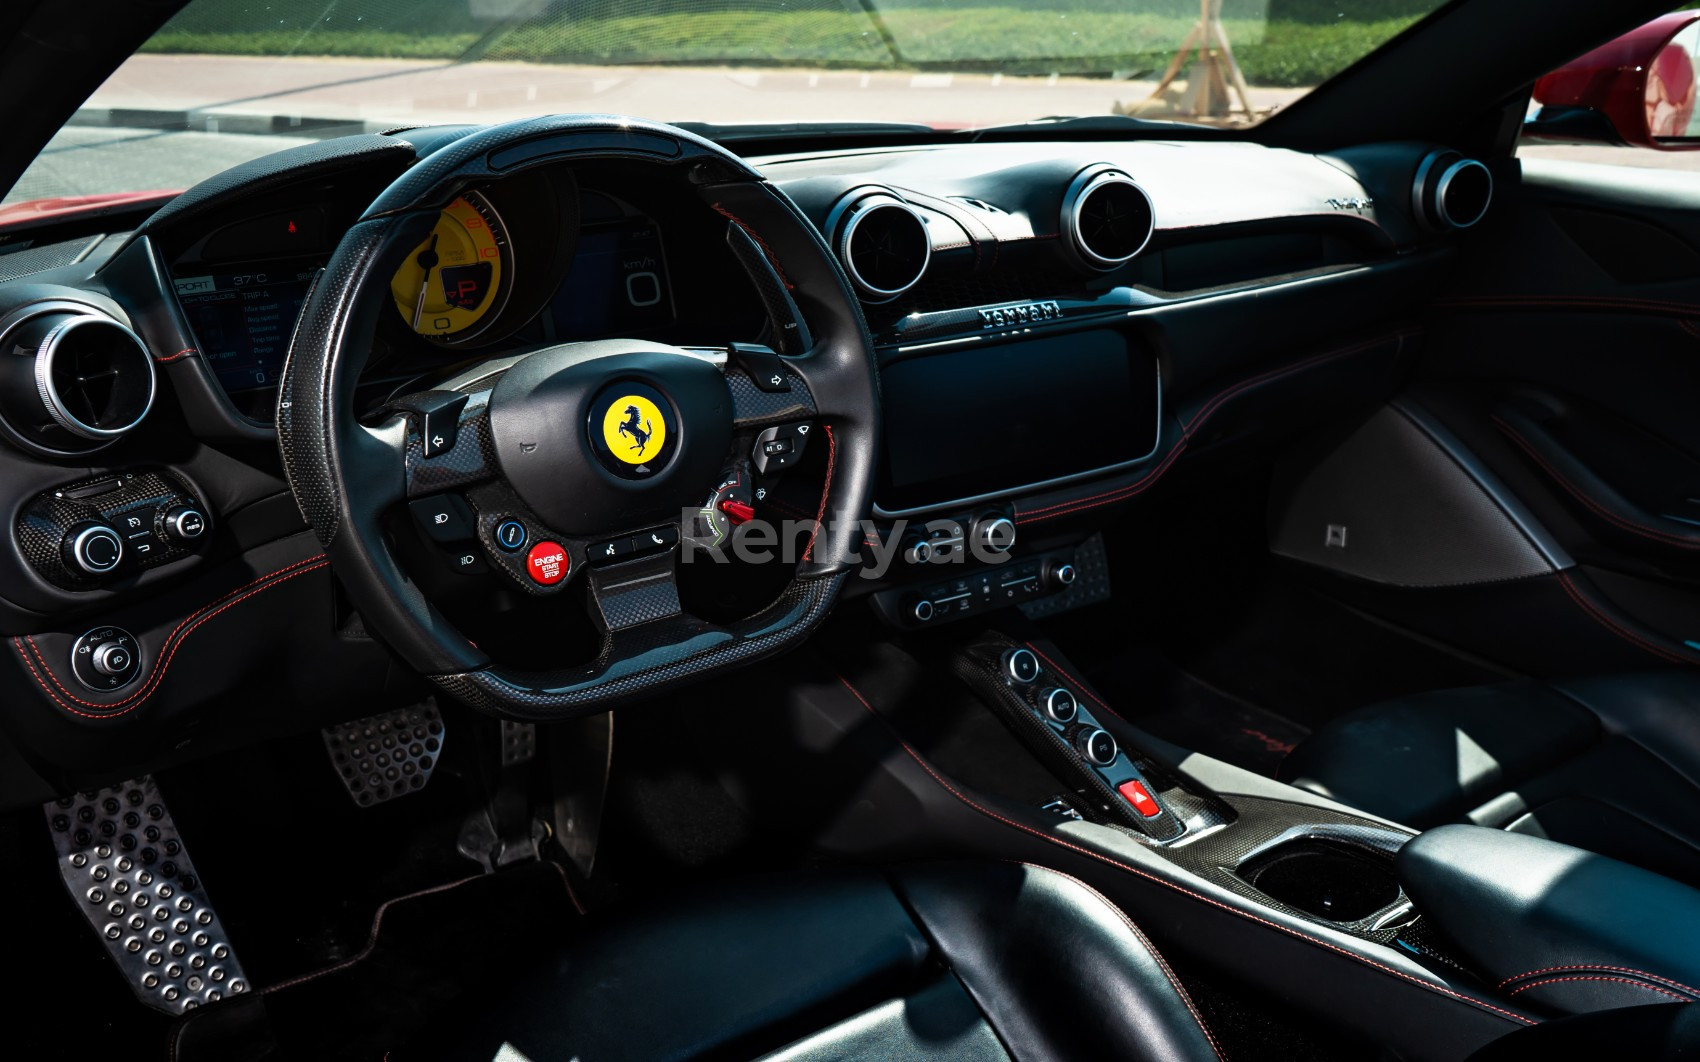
[{"xmin": 1275, "ymin": 157, "xmax": 1700, "ymax": 676}]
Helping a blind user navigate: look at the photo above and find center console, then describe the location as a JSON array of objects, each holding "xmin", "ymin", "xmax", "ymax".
[{"xmin": 749, "ymin": 628, "xmax": 1539, "ymax": 1060}]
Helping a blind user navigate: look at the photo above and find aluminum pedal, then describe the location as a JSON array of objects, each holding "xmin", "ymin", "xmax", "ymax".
[
  {"xmin": 500, "ymin": 720, "xmax": 536, "ymax": 767},
  {"xmin": 45, "ymin": 776, "xmax": 249, "ymax": 1015},
  {"xmin": 323, "ymin": 701, "xmax": 445, "ymax": 806}
]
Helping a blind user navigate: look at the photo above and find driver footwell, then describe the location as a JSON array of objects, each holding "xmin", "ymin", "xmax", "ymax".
[{"xmin": 169, "ymin": 861, "xmax": 582, "ymax": 1062}]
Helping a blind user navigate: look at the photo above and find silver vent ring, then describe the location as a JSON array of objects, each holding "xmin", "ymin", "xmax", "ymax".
[{"xmin": 33, "ymin": 314, "xmax": 156, "ymax": 440}]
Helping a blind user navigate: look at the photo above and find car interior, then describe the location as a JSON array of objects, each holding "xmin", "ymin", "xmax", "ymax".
[{"xmin": 10, "ymin": 0, "xmax": 1700, "ymax": 1058}]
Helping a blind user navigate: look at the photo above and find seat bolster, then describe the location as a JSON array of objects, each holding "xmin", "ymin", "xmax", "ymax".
[
  {"xmin": 1278, "ymin": 683, "xmax": 1598, "ymax": 827},
  {"xmin": 889, "ymin": 862, "xmax": 1223, "ymax": 1062},
  {"xmin": 1552, "ymin": 671, "xmax": 1700, "ymax": 786}
]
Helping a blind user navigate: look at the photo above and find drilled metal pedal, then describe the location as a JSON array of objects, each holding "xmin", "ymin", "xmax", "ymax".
[
  {"xmin": 45, "ymin": 776, "xmax": 249, "ymax": 1014},
  {"xmin": 323, "ymin": 701, "xmax": 445, "ymax": 806},
  {"xmin": 500, "ymin": 720, "xmax": 536, "ymax": 767}
]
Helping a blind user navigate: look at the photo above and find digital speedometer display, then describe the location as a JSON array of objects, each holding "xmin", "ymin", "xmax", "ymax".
[{"xmin": 174, "ymin": 265, "xmax": 317, "ymax": 394}]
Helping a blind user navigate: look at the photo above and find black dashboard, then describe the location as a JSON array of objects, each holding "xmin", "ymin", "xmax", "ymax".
[{"xmin": 0, "ymin": 121, "xmax": 1487, "ymax": 803}]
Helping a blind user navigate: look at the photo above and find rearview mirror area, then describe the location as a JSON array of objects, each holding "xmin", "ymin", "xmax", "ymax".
[{"xmin": 1526, "ymin": 12, "xmax": 1700, "ymax": 151}]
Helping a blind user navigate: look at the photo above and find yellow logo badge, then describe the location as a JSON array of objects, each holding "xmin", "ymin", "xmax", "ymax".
[{"xmin": 601, "ymin": 395, "xmax": 666, "ymax": 464}]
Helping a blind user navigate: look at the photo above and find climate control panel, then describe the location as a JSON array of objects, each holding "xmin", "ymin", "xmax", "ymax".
[
  {"xmin": 869, "ymin": 544, "xmax": 1083, "ymax": 629},
  {"xmin": 16, "ymin": 471, "xmax": 211, "ymax": 590}
]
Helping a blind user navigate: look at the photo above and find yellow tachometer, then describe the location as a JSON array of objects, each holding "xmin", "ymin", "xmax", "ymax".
[{"xmin": 389, "ymin": 191, "xmax": 510, "ymax": 340}]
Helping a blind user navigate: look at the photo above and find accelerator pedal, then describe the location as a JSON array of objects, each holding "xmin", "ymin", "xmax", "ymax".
[
  {"xmin": 500, "ymin": 721, "xmax": 536, "ymax": 767},
  {"xmin": 323, "ymin": 701, "xmax": 445, "ymax": 806},
  {"xmin": 45, "ymin": 776, "xmax": 249, "ymax": 1014}
]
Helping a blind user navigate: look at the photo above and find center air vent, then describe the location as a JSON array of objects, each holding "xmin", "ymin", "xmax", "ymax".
[
  {"xmin": 0, "ymin": 304, "xmax": 156, "ymax": 456},
  {"xmin": 1413, "ymin": 150, "xmax": 1493, "ymax": 231},
  {"xmin": 832, "ymin": 192, "xmax": 931, "ymax": 301},
  {"xmin": 1062, "ymin": 167, "xmax": 1156, "ymax": 271}
]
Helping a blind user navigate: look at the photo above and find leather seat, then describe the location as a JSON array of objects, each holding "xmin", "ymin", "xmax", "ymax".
[
  {"xmin": 403, "ymin": 861, "xmax": 1222, "ymax": 1061},
  {"xmin": 1280, "ymin": 671, "xmax": 1700, "ymax": 887}
]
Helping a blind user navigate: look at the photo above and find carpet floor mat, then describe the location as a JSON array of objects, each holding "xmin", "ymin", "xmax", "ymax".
[{"xmin": 172, "ymin": 860, "xmax": 583, "ymax": 1062}]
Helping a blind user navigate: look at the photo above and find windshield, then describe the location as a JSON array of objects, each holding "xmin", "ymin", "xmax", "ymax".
[{"xmin": 9, "ymin": 0, "xmax": 1446, "ymax": 205}]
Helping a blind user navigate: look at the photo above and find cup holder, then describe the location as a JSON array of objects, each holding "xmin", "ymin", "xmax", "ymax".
[{"xmin": 1236, "ymin": 837, "xmax": 1403, "ymax": 923}]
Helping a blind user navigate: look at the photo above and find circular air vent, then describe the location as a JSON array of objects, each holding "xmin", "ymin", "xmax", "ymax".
[
  {"xmin": 0, "ymin": 305, "xmax": 156, "ymax": 455},
  {"xmin": 1062, "ymin": 168, "xmax": 1155, "ymax": 270},
  {"xmin": 832, "ymin": 193, "xmax": 931, "ymax": 301},
  {"xmin": 1413, "ymin": 150, "xmax": 1493, "ymax": 231}
]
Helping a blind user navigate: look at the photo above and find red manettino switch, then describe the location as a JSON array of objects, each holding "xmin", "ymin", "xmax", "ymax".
[
  {"xmin": 718, "ymin": 499, "xmax": 756, "ymax": 525},
  {"xmin": 1117, "ymin": 779, "xmax": 1162, "ymax": 817}
]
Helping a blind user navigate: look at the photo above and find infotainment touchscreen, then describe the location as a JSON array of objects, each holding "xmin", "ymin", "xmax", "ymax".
[
  {"xmin": 174, "ymin": 266, "xmax": 317, "ymax": 394},
  {"xmin": 876, "ymin": 328, "xmax": 1159, "ymax": 514}
]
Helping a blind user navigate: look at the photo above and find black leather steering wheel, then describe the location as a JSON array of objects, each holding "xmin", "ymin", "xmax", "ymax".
[{"xmin": 276, "ymin": 115, "xmax": 878, "ymax": 719}]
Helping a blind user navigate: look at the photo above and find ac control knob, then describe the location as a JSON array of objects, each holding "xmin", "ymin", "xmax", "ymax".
[
  {"xmin": 1049, "ymin": 562, "xmax": 1078, "ymax": 588},
  {"xmin": 972, "ymin": 515, "xmax": 1017, "ymax": 557},
  {"xmin": 911, "ymin": 598, "xmax": 935, "ymax": 623},
  {"xmin": 64, "ymin": 522, "xmax": 123, "ymax": 576},
  {"xmin": 160, "ymin": 505, "xmax": 207, "ymax": 544},
  {"xmin": 1076, "ymin": 727, "xmax": 1119, "ymax": 767},
  {"xmin": 1003, "ymin": 647, "xmax": 1041, "ymax": 684}
]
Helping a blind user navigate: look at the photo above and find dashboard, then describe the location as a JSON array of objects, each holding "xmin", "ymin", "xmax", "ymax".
[{"xmin": 0, "ymin": 121, "xmax": 1483, "ymax": 803}]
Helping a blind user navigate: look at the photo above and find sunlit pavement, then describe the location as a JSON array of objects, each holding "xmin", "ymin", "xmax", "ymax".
[
  {"xmin": 85, "ymin": 54, "xmax": 1302, "ymax": 131},
  {"xmin": 10, "ymin": 53, "xmax": 1696, "ymax": 205}
]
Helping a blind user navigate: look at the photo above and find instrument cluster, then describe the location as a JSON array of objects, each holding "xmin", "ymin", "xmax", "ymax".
[{"xmin": 163, "ymin": 161, "xmax": 713, "ymax": 421}]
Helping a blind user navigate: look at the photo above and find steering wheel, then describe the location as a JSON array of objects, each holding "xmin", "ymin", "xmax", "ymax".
[{"xmin": 276, "ymin": 116, "xmax": 878, "ymax": 719}]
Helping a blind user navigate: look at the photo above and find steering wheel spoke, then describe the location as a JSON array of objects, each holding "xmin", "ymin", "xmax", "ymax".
[
  {"xmin": 586, "ymin": 551, "xmax": 683, "ymax": 632},
  {"xmin": 394, "ymin": 388, "xmax": 500, "ymax": 499}
]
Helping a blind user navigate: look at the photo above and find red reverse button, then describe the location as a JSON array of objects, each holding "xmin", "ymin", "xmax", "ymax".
[
  {"xmin": 525, "ymin": 541, "xmax": 570, "ymax": 585},
  {"xmin": 1117, "ymin": 779, "xmax": 1162, "ymax": 818}
]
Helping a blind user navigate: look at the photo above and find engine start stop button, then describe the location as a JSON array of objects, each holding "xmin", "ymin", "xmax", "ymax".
[{"xmin": 526, "ymin": 541, "xmax": 569, "ymax": 585}]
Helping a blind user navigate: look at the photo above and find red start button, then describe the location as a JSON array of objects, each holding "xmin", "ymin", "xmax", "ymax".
[{"xmin": 525, "ymin": 541, "xmax": 569, "ymax": 585}]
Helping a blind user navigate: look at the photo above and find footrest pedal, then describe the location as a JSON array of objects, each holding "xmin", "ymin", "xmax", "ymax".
[{"xmin": 45, "ymin": 775, "xmax": 249, "ymax": 1015}]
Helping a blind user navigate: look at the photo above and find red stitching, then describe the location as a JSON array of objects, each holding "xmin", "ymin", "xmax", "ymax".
[
  {"xmin": 1023, "ymin": 643, "xmax": 1125, "ymax": 722},
  {"xmin": 711, "ymin": 202, "xmax": 795, "ymax": 290},
  {"xmin": 1015, "ymin": 333, "xmax": 1409, "ymax": 526},
  {"xmin": 1014, "ymin": 442, "xmax": 1189, "ymax": 526},
  {"xmin": 800, "ymin": 424, "xmax": 836, "ymax": 564},
  {"xmin": 832, "ymin": 673, "xmax": 1537, "ymax": 1028},
  {"xmin": 13, "ymin": 557, "xmax": 329, "ymax": 718},
  {"xmin": 1506, "ymin": 976, "xmax": 1691, "ymax": 1002},
  {"xmin": 1014, "ymin": 860, "xmax": 1225, "ymax": 1060},
  {"xmin": 263, "ymin": 873, "xmax": 482, "ymax": 994},
  {"xmin": 1492, "ymin": 416, "xmax": 1700, "ymax": 550},
  {"xmin": 1499, "ymin": 964, "xmax": 1700, "ymax": 996},
  {"xmin": 156, "ymin": 348, "xmax": 197, "ymax": 363},
  {"xmin": 1555, "ymin": 571, "xmax": 1693, "ymax": 667}
]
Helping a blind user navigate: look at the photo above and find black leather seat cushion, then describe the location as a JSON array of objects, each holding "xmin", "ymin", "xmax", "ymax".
[
  {"xmin": 402, "ymin": 861, "xmax": 1221, "ymax": 1062},
  {"xmin": 1280, "ymin": 671, "xmax": 1700, "ymax": 887}
]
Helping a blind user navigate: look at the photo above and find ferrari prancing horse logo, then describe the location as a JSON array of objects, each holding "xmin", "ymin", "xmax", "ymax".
[{"xmin": 601, "ymin": 394, "xmax": 667, "ymax": 465}]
